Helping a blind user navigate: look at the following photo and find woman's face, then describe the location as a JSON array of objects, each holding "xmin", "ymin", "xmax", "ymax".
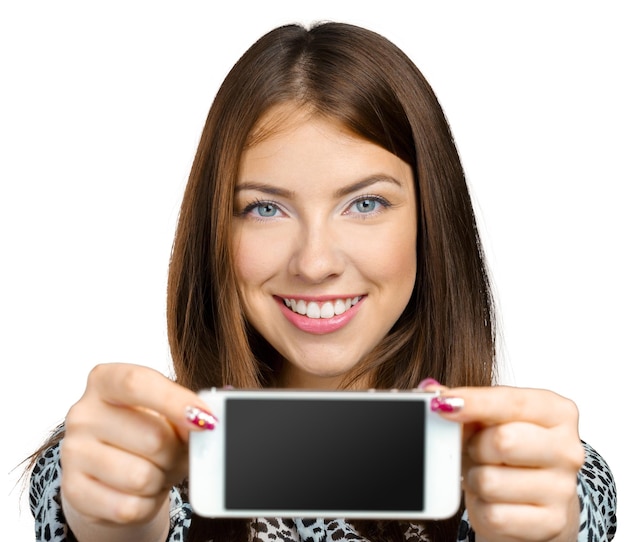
[{"xmin": 233, "ymin": 105, "xmax": 417, "ymax": 389}]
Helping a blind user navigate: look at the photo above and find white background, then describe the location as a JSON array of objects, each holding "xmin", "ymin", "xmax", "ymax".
[{"xmin": 2, "ymin": 1, "xmax": 624, "ymax": 539}]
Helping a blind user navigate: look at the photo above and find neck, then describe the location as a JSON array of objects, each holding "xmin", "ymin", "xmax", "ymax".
[{"xmin": 277, "ymin": 366, "xmax": 371, "ymax": 391}]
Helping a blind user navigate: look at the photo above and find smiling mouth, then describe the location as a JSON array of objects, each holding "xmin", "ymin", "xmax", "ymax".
[{"xmin": 282, "ymin": 297, "xmax": 362, "ymax": 319}]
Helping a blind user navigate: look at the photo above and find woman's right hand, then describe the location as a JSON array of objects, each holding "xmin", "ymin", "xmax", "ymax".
[{"xmin": 59, "ymin": 363, "xmax": 215, "ymax": 542}]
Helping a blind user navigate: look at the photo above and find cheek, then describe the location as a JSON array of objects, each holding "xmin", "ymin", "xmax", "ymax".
[
  {"xmin": 353, "ymin": 225, "xmax": 417, "ymax": 287},
  {"xmin": 232, "ymin": 229, "xmax": 284, "ymax": 286},
  {"xmin": 382, "ymin": 239, "xmax": 417, "ymax": 294}
]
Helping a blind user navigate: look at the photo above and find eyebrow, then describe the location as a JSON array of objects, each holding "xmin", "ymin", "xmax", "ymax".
[
  {"xmin": 235, "ymin": 175, "xmax": 403, "ymax": 199},
  {"xmin": 234, "ymin": 182, "xmax": 294, "ymax": 198},
  {"xmin": 333, "ymin": 175, "xmax": 402, "ymax": 198}
]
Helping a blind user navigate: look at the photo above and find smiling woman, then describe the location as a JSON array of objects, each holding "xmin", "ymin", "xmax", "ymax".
[
  {"xmin": 167, "ymin": 23, "xmax": 492, "ymax": 399},
  {"xmin": 24, "ymin": 20, "xmax": 616, "ymax": 542}
]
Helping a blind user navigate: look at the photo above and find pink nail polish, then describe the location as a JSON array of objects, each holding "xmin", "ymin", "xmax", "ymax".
[
  {"xmin": 431, "ymin": 396, "xmax": 464, "ymax": 413},
  {"xmin": 186, "ymin": 406, "xmax": 218, "ymax": 430},
  {"xmin": 417, "ymin": 377, "xmax": 441, "ymax": 390}
]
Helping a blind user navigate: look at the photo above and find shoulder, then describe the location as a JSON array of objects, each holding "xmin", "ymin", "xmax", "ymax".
[
  {"xmin": 29, "ymin": 438, "xmax": 70, "ymax": 541},
  {"xmin": 577, "ymin": 441, "xmax": 617, "ymax": 540}
]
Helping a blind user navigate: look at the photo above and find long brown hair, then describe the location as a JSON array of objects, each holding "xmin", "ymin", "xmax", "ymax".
[{"xmin": 169, "ymin": 21, "xmax": 495, "ymax": 540}]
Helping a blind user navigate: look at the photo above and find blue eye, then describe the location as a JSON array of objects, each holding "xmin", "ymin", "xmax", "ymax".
[
  {"xmin": 255, "ymin": 202, "xmax": 279, "ymax": 217},
  {"xmin": 239, "ymin": 199, "xmax": 282, "ymax": 219},
  {"xmin": 348, "ymin": 196, "xmax": 390, "ymax": 215},
  {"xmin": 355, "ymin": 198, "xmax": 378, "ymax": 213}
]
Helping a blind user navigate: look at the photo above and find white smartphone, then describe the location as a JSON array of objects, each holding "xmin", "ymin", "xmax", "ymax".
[{"xmin": 189, "ymin": 388, "xmax": 461, "ymax": 520}]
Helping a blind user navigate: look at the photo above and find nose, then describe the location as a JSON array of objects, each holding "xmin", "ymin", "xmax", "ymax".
[{"xmin": 288, "ymin": 221, "xmax": 345, "ymax": 284}]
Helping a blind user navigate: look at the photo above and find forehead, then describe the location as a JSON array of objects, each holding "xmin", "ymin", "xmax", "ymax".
[{"xmin": 245, "ymin": 102, "xmax": 353, "ymax": 149}]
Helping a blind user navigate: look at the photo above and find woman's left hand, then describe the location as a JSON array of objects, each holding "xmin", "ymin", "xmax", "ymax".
[{"xmin": 434, "ymin": 386, "xmax": 585, "ymax": 542}]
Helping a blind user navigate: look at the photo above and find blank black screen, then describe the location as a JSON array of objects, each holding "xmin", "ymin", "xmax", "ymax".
[{"xmin": 224, "ymin": 398, "xmax": 425, "ymax": 512}]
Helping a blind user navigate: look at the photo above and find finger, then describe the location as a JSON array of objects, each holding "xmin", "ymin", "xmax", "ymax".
[
  {"xmin": 66, "ymin": 398, "xmax": 186, "ymax": 470},
  {"xmin": 61, "ymin": 466, "xmax": 171, "ymax": 525},
  {"xmin": 463, "ymin": 491, "xmax": 572, "ymax": 542},
  {"xmin": 84, "ymin": 363, "xmax": 215, "ymax": 439},
  {"xmin": 463, "ymin": 464, "xmax": 577, "ymax": 507},
  {"xmin": 61, "ymin": 436, "xmax": 169, "ymax": 497},
  {"xmin": 415, "ymin": 378, "xmax": 447, "ymax": 391},
  {"xmin": 435, "ymin": 386, "xmax": 581, "ymax": 429},
  {"xmin": 466, "ymin": 422, "xmax": 571, "ymax": 468}
]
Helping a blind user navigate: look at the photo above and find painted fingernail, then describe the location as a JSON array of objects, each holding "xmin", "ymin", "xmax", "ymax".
[
  {"xmin": 185, "ymin": 406, "xmax": 218, "ymax": 430},
  {"xmin": 417, "ymin": 377, "xmax": 441, "ymax": 390},
  {"xmin": 431, "ymin": 396, "xmax": 464, "ymax": 413}
]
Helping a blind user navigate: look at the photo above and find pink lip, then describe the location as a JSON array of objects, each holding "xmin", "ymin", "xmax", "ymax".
[{"xmin": 275, "ymin": 296, "xmax": 364, "ymax": 335}]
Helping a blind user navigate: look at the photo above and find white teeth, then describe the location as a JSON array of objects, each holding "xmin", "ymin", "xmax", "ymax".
[
  {"xmin": 320, "ymin": 302, "xmax": 334, "ymax": 319},
  {"xmin": 334, "ymin": 299, "xmax": 346, "ymax": 315},
  {"xmin": 283, "ymin": 297, "xmax": 361, "ymax": 318},
  {"xmin": 295, "ymin": 299, "xmax": 307, "ymax": 315},
  {"xmin": 306, "ymin": 303, "xmax": 321, "ymax": 318}
]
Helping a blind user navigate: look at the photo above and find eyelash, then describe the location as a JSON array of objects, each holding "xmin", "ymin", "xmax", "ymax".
[{"xmin": 236, "ymin": 194, "xmax": 393, "ymax": 220}]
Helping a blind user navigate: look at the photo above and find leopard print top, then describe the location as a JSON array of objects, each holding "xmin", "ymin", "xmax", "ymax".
[{"xmin": 30, "ymin": 439, "xmax": 616, "ymax": 541}]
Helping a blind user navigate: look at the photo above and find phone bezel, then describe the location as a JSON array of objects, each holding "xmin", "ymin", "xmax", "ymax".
[{"xmin": 189, "ymin": 388, "xmax": 461, "ymax": 519}]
